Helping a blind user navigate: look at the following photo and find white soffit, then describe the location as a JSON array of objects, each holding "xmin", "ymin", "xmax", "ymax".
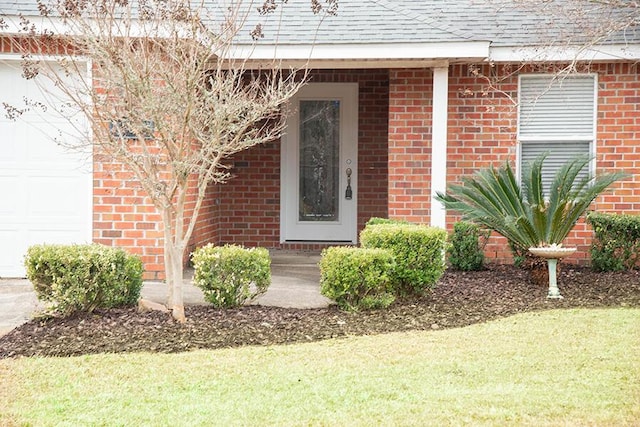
[
  {"xmin": 226, "ymin": 41, "xmax": 490, "ymax": 62},
  {"xmin": 1, "ymin": 15, "xmax": 72, "ymax": 36},
  {"xmin": 490, "ymin": 44, "xmax": 640, "ymax": 62}
]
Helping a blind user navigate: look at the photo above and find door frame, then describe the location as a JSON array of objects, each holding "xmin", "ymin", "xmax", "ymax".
[{"xmin": 280, "ymin": 82, "xmax": 359, "ymax": 243}]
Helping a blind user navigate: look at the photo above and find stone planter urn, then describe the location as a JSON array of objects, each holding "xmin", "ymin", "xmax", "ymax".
[{"xmin": 528, "ymin": 245, "xmax": 577, "ymax": 299}]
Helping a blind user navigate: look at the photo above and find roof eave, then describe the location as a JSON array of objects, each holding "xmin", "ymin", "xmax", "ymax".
[
  {"xmin": 490, "ymin": 44, "xmax": 640, "ymax": 63},
  {"xmin": 226, "ymin": 41, "xmax": 490, "ymax": 69}
]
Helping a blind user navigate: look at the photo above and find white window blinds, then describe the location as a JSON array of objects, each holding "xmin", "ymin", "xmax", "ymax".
[{"xmin": 518, "ymin": 75, "xmax": 596, "ymax": 189}]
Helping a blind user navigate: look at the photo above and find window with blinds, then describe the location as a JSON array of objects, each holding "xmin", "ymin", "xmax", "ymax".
[{"xmin": 518, "ymin": 75, "xmax": 596, "ymax": 189}]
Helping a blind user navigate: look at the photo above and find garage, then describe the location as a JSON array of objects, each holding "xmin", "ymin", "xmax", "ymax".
[{"xmin": 0, "ymin": 59, "xmax": 92, "ymax": 278}]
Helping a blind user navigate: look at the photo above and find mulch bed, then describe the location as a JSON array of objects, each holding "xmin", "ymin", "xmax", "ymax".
[{"xmin": 1, "ymin": 264, "xmax": 639, "ymax": 358}]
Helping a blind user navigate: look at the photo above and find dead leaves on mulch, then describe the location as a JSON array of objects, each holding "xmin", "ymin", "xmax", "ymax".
[{"xmin": 1, "ymin": 265, "xmax": 639, "ymax": 358}]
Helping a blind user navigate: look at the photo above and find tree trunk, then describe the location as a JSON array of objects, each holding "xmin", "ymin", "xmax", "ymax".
[
  {"xmin": 169, "ymin": 245, "xmax": 186, "ymax": 323},
  {"xmin": 163, "ymin": 220, "xmax": 186, "ymax": 323},
  {"xmin": 165, "ymin": 244, "xmax": 174, "ymax": 312}
]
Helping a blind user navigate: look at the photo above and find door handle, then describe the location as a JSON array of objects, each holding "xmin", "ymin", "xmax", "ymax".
[{"xmin": 345, "ymin": 168, "xmax": 353, "ymax": 200}]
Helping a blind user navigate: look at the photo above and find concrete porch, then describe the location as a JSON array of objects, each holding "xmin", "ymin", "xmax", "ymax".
[{"xmin": 141, "ymin": 251, "xmax": 328, "ymax": 309}]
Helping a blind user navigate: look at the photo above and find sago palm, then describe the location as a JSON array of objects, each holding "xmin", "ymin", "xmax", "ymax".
[{"xmin": 436, "ymin": 154, "xmax": 626, "ymax": 257}]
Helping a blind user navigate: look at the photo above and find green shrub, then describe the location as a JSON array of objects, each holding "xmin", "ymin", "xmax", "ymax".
[
  {"xmin": 360, "ymin": 223, "xmax": 447, "ymax": 295},
  {"xmin": 508, "ymin": 240, "xmax": 528, "ymax": 268},
  {"xmin": 587, "ymin": 212, "xmax": 640, "ymax": 271},
  {"xmin": 365, "ymin": 217, "xmax": 411, "ymax": 226},
  {"xmin": 319, "ymin": 246, "xmax": 395, "ymax": 311},
  {"xmin": 24, "ymin": 244, "xmax": 143, "ymax": 315},
  {"xmin": 192, "ymin": 244, "xmax": 271, "ymax": 308},
  {"xmin": 447, "ymin": 221, "xmax": 488, "ymax": 271}
]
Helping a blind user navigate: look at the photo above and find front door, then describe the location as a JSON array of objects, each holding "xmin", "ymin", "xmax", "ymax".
[{"xmin": 281, "ymin": 83, "xmax": 358, "ymax": 243}]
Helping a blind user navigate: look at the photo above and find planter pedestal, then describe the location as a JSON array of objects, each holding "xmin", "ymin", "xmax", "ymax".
[{"xmin": 528, "ymin": 247, "xmax": 577, "ymax": 299}]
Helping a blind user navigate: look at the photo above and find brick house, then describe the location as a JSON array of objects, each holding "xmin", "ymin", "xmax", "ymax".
[{"xmin": 1, "ymin": 1, "xmax": 638, "ymax": 279}]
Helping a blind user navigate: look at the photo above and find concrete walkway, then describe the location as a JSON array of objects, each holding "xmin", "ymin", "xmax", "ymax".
[
  {"xmin": 0, "ymin": 279, "xmax": 45, "ymax": 337},
  {"xmin": 0, "ymin": 252, "xmax": 330, "ymax": 337}
]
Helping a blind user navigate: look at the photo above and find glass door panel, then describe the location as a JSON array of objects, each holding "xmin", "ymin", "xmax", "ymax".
[{"xmin": 299, "ymin": 100, "xmax": 340, "ymax": 222}]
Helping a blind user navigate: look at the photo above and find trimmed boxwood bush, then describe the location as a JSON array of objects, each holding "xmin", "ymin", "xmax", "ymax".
[
  {"xmin": 587, "ymin": 212, "xmax": 640, "ymax": 271},
  {"xmin": 319, "ymin": 246, "xmax": 395, "ymax": 311},
  {"xmin": 360, "ymin": 222, "xmax": 447, "ymax": 295},
  {"xmin": 365, "ymin": 217, "xmax": 411, "ymax": 226},
  {"xmin": 447, "ymin": 221, "xmax": 488, "ymax": 271},
  {"xmin": 24, "ymin": 244, "xmax": 143, "ymax": 315},
  {"xmin": 192, "ymin": 244, "xmax": 271, "ymax": 308}
]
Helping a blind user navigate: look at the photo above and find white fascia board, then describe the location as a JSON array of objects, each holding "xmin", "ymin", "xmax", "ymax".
[
  {"xmin": 226, "ymin": 41, "xmax": 490, "ymax": 61},
  {"xmin": 0, "ymin": 15, "xmax": 66, "ymax": 36},
  {"xmin": 0, "ymin": 14, "xmax": 178, "ymax": 39},
  {"xmin": 491, "ymin": 44, "xmax": 640, "ymax": 62},
  {"xmin": 0, "ymin": 51, "xmax": 89, "ymax": 68}
]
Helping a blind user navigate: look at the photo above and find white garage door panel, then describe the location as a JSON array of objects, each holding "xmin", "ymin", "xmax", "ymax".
[
  {"xmin": 27, "ymin": 229, "xmax": 87, "ymax": 246},
  {"xmin": 2, "ymin": 127, "xmax": 18, "ymax": 161},
  {"xmin": 27, "ymin": 176, "xmax": 89, "ymax": 215},
  {"xmin": 0, "ymin": 231, "xmax": 21, "ymax": 276},
  {"xmin": 27, "ymin": 133, "xmax": 66, "ymax": 162},
  {"xmin": 26, "ymin": 125, "xmax": 86, "ymax": 163},
  {"xmin": 0, "ymin": 59, "xmax": 92, "ymax": 278},
  {"xmin": 0, "ymin": 177, "xmax": 21, "ymax": 215}
]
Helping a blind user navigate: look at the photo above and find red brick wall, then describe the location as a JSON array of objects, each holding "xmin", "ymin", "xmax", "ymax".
[
  {"xmin": 92, "ymin": 69, "xmax": 388, "ymax": 277},
  {"xmin": 94, "ymin": 159, "xmax": 223, "ymax": 280},
  {"xmin": 215, "ymin": 69, "xmax": 390, "ymax": 249},
  {"xmin": 388, "ymin": 68, "xmax": 434, "ymax": 223},
  {"xmin": 594, "ymin": 62, "xmax": 640, "ymax": 213},
  {"xmin": 217, "ymin": 140, "xmax": 281, "ymax": 246},
  {"xmin": 186, "ymin": 183, "xmax": 221, "ymax": 258},
  {"xmin": 439, "ymin": 63, "xmax": 638, "ymax": 264},
  {"xmin": 0, "ymin": 36, "xmax": 77, "ymax": 55},
  {"xmin": 92, "ymin": 154, "xmax": 165, "ymax": 279},
  {"xmin": 80, "ymin": 62, "xmax": 640, "ymax": 276},
  {"xmin": 5, "ymin": 34, "xmax": 639, "ymax": 275},
  {"xmin": 446, "ymin": 64, "xmax": 519, "ymax": 262}
]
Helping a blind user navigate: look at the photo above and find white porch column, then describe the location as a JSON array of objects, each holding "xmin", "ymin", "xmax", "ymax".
[{"xmin": 430, "ymin": 66, "xmax": 449, "ymax": 229}]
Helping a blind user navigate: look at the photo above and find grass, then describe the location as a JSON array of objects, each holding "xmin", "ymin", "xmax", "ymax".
[{"xmin": 1, "ymin": 308, "xmax": 639, "ymax": 426}]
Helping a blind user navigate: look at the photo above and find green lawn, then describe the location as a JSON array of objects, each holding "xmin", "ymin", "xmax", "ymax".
[{"xmin": 1, "ymin": 308, "xmax": 639, "ymax": 426}]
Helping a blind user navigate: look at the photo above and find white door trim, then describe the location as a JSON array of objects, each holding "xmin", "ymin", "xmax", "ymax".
[{"xmin": 280, "ymin": 82, "xmax": 359, "ymax": 243}]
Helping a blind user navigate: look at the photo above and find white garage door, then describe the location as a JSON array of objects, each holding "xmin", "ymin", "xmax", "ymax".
[{"xmin": 0, "ymin": 59, "xmax": 92, "ymax": 278}]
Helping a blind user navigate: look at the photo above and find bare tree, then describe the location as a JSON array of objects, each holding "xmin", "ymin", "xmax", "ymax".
[
  {"xmin": 523, "ymin": 0, "xmax": 639, "ymax": 66},
  {"xmin": 3, "ymin": 0, "xmax": 335, "ymax": 322},
  {"xmin": 472, "ymin": 0, "xmax": 639, "ymax": 89}
]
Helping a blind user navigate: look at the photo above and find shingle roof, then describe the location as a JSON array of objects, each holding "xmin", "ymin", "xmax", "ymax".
[
  {"xmin": 2, "ymin": 0, "xmax": 638, "ymax": 47},
  {"xmin": 405, "ymin": 0, "xmax": 640, "ymax": 47},
  {"xmin": 231, "ymin": 0, "xmax": 474, "ymax": 45},
  {"xmin": 233, "ymin": 0, "xmax": 639, "ymax": 47},
  {"xmin": 0, "ymin": 0, "xmax": 37, "ymax": 15}
]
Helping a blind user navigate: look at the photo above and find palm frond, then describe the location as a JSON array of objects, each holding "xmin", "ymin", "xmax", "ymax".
[
  {"xmin": 548, "ymin": 170, "xmax": 628, "ymax": 243},
  {"xmin": 523, "ymin": 154, "xmax": 548, "ymax": 244},
  {"xmin": 437, "ymin": 153, "xmax": 628, "ymax": 252}
]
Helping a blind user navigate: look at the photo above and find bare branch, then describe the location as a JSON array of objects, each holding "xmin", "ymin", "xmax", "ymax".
[{"xmin": 5, "ymin": 0, "xmax": 316, "ymax": 322}]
